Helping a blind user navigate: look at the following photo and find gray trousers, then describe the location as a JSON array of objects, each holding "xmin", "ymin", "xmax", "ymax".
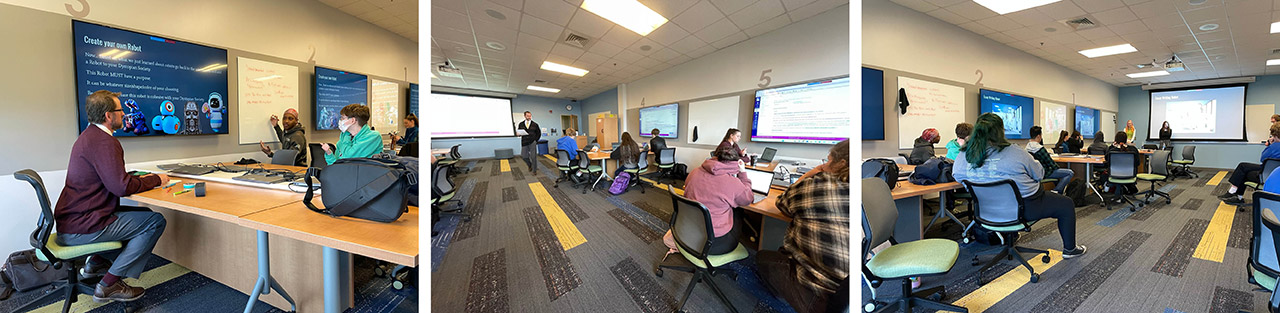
[
  {"xmin": 522, "ymin": 143, "xmax": 537, "ymax": 171},
  {"xmin": 57, "ymin": 206, "xmax": 167, "ymax": 279}
]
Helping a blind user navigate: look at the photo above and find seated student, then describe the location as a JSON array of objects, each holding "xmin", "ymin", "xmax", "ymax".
[
  {"xmin": 258, "ymin": 108, "xmax": 308, "ymax": 166},
  {"xmin": 1218, "ymin": 123, "xmax": 1280, "ymax": 205},
  {"xmin": 1108, "ymin": 131, "xmax": 1138, "ymax": 153},
  {"xmin": 718, "ymin": 128, "xmax": 748, "ymax": 159},
  {"xmin": 322, "ymin": 104, "xmax": 382, "ymax": 165},
  {"xmin": 1053, "ymin": 130, "xmax": 1070, "ymax": 153},
  {"xmin": 1087, "ymin": 131, "xmax": 1109, "ymax": 155},
  {"xmin": 755, "ymin": 139, "xmax": 850, "ymax": 313},
  {"xmin": 556, "ymin": 128, "xmax": 579, "ymax": 162},
  {"xmin": 908, "ymin": 128, "xmax": 940, "ymax": 165},
  {"xmin": 1027, "ymin": 126, "xmax": 1074, "ymax": 193},
  {"xmin": 1067, "ymin": 130, "xmax": 1086, "ymax": 153},
  {"xmin": 944, "ymin": 123, "xmax": 972, "ymax": 160},
  {"xmin": 611, "ymin": 132, "xmax": 642, "ymax": 177},
  {"xmin": 390, "ymin": 113, "xmax": 418, "ymax": 146},
  {"xmin": 952, "ymin": 113, "xmax": 1088, "ymax": 258},
  {"xmin": 661, "ymin": 145, "xmax": 752, "ymax": 255},
  {"xmin": 649, "ymin": 128, "xmax": 667, "ymax": 151}
]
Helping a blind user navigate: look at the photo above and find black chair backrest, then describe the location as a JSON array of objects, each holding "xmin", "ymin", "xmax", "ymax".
[
  {"xmin": 271, "ymin": 149, "xmax": 299, "ymax": 165},
  {"xmin": 1263, "ymin": 159, "xmax": 1280, "ymax": 184},
  {"xmin": 1151, "ymin": 150, "xmax": 1171, "ymax": 176},
  {"xmin": 1256, "ymin": 191, "xmax": 1280, "ymax": 307},
  {"xmin": 1142, "ymin": 144, "xmax": 1159, "ymax": 150},
  {"xmin": 398, "ymin": 142, "xmax": 419, "ymax": 157},
  {"xmin": 556, "ymin": 149, "xmax": 574, "ymax": 168},
  {"xmin": 760, "ymin": 147, "xmax": 777, "ymax": 163},
  {"xmin": 1182, "ymin": 146, "xmax": 1196, "ymax": 162},
  {"xmin": 432, "ymin": 164, "xmax": 455, "ymax": 196},
  {"xmin": 861, "ymin": 178, "xmax": 896, "ymax": 255},
  {"xmin": 576, "ymin": 150, "xmax": 592, "ymax": 169},
  {"xmin": 309, "ymin": 143, "xmax": 328, "ymax": 169},
  {"xmin": 636, "ymin": 148, "xmax": 649, "ymax": 169},
  {"xmin": 657, "ymin": 148, "xmax": 676, "ymax": 165},
  {"xmin": 612, "ymin": 142, "xmax": 621, "ymax": 150},
  {"xmin": 668, "ymin": 186, "xmax": 714, "ymax": 267},
  {"xmin": 13, "ymin": 170, "xmax": 56, "ymax": 259},
  {"xmin": 1108, "ymin": 152, "xmax": 1139, "ymax": 180},
  {"xmin": 450, "ymin": 144, "xmax": 462, "ymax": 159},
  {"xmin": 962, "ymin": 179, "xmax": 1028, "ymax": 229}
]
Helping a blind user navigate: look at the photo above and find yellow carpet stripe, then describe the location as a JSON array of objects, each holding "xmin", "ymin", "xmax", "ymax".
[
  {"xmin": 32, "ymin": 262, "xmax": 191, "ymax": 313},
  {"xmin": 500, "ymin": 159, "xmax": 511, "ymax": 172},
  {"xmin": 638, "ymin": 177, "xmax": 683, "ymax": 196},
  {"xmin": 1207, "ymin": 170, "xmax": 1229, "ymax": 186},
  {"xmin": 1193, "ymin": 202, "xmax": 1236, "ymax": 263},
  {"xmin": 946, "ymin": 249, "xmax": 1063, "ymax": 313},
  {"xmin": 544, "ymin": 155, "xmax": 557, "ymax": 162},
  {"xmin": 528, "ymin": 182, "xmax": 587, "ymax": 250}
]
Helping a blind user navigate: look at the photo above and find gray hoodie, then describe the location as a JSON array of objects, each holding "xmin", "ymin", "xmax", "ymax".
[{"xmin": 953, "ymin": 144, "xmax": 1045, "ymax": 197}]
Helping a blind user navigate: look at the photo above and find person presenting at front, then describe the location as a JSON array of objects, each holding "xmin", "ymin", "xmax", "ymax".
[
  {"xmin": 322, "ymin": 104, "xmax": 382, "ymax": 165},
  {"xmin": 909, "ymin": 128, "xmax": 940, "ymax": 165},
  {"xmin": 1159, "ymin": 121, "xmax": 1173, "ymax": 150},
  {"xmin": 660, "ymin": 145, "xmax": 753, "ymax": 258},
  {"xmin": 517, "ymin": 111, "xmax": 541, "ymax": 173},
  {"xmin": 945, "ymin": 123, "xmax": 972, "ymax": 160},
  {"xmin": 56, "ymin": 90, "xmax": 171, "ymax": 302},
  {"xmin": 755, "ymin": 140, "xmax": 850, "ymax": 313},
  {"xmin": 1218, "ymin": 123, "xmax": 1280, "ymax": 205},
  {"xmin": 611, "ymin": 132, "xmax": 642, "ymax": 177},
  {"xmin": 1027, "ymin": 126, "xmax": 1074, "ymax": 193},
  {"xmin": 1125, "ymin": 120, "xmax": 1137, "ymax": 143},
  {"xmin": 1087, "ymin": 131, "xmax": 1108, "ymax": 155},
  {"xmin": 259, "ymin": 108, "xmax": 308, "ymax": 166},
  {"xmin": 718, "ymin": 128, "xmax": 748, "ymax": 159},
  {"xmin": 952, "ymin": 113, "xmax": 1088, "ymax": 258},
  {"xmin": 390, "ymin": 113, "xmax": 418, "ymax": 146},
  {"xmin": 649, "ymin": 128, "xmax": 667, "ymax": 151}
]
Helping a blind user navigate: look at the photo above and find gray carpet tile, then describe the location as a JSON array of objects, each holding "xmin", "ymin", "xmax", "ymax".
[
  {"xmin": 610, "ymin": 257, "xmax": 678, "ymax": 313},
  {"xmin": 1151, "ymin": 219, "xmax": 1210, "ymax": 277},
  {"xmin": 502, "ymin": 186, "xmax": 518, "ymax": 203},
  {"xmin": 1030, "ymin": 231, "xmax": 1151, "ymax": 313},
  {"xmin": 608, "ymin": 208, "xmax": 662, "ymax": 244},
  {"xmin": 456, "ymin": 181, "xmax": 489, "ymax": 241},
  {"xmin": 521, "ymin": 205, "xmax": 582, "ymax": 301},
  {"xmin": 465, "ymin": 248, "xmax": 509, "ymax": 313},
  {"xmin": 1209, "ymin": 286, "xmax": 1253, "ymax": 313}
]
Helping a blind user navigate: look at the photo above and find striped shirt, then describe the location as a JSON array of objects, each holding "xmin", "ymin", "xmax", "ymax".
[{"xmin": 776, "ymin": 172, "xmax": 850, "ymax": 293}]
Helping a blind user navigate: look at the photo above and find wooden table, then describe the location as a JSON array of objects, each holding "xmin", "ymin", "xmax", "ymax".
[
  {"xmin": 240, "ymin": 204, "xmax": 418, "ymax": 266},
  {"xmin": 1054, "ymin": 155, "xmax": 1108, "ymax": 203},
  {"xmin": 748, "ymin": 162, "xmax": 778, "ymax": 172},
  {"xmin": 741, "ymin": 188, "xmax": 789, "ymax": 251}
]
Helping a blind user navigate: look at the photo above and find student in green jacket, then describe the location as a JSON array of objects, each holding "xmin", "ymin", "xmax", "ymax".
[
  {"xmin": 322, "ymin": 104, "xmax": 382, "ymax": 165},
  {"xmin": 944, "ymin": 122, "xmax": 972, "ymax": 160}
]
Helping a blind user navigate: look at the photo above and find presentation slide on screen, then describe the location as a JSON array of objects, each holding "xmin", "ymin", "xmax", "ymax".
[
  {"xmin": 408, "ymin": 83, "xmax": 419, "ymax": 116},
  {"xmin": 1149, "ymin": 86, "xmax": 1246, "ymax": 140},
  {"xmin": 639, "ymin": 103, "xmax": 678, "ymax": 138},
  {"xmin": 73, "ymin": 20, "xmax": 229, "ymax": 137},
  {"xmin": 1076, "ymin": 107, "xmax": 1099, "ymax": 138},
  {"xmin": 429, "ymin": 93, "xmax": 515, "ymax": 138},
  {"xmin": 752, "ymin": 77, "xmax": 850, "ymax": 144},
  {"xmin": 979, "ymin": 89, "xmax": 1034, "ymax": 139},
  {"xmin": 314, "ymin": 67, "xmax": 367, "ymax": 130}
]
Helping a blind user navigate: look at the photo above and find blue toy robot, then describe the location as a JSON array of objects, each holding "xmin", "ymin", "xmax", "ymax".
[
  {"xmin": 151, "ymin": 100, "xmax": 181, "ymax": 135},
  {"xmin": 120, "ymin": 99, "xmax": 149, "ymax": 135}
]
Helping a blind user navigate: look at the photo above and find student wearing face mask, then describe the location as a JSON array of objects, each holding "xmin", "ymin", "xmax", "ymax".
[
  {"xmin": 321, "ymin": 104, "xmax": 381, "ymax": 165},
  {"xmin": 258, "ymin": 108, "xmax": 308, "ymax": 166}
]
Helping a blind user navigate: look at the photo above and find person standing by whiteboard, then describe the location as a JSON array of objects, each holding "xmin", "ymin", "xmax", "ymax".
[{"xmin": 517, "ymin": 111, "xmax": 541, "ymax": 173}]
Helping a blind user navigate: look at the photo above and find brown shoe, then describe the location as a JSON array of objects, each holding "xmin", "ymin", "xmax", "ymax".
[{"xmin": 93, "ymin": 281, "xmax": 144, "ymax": 303}]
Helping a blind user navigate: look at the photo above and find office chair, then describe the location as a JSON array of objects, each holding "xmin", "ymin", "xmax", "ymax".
[
  {"xmin": 622, "ymin": 148, "xmax": 649, "ymax": 194},
  {"xmin": 431, "ymin": 164, "xmax": 467, "ymax": 219},
  {"xmin": 1136, "ymin": 150, "xmax": 1173, "ymax": 206},
  {"xmin": 1142, "ymin": 144, "xmax": 1159, "ymax": 150},
  {"xmin": 891, "ymin": 155, "xmax": 908, "ymax": 165},
  {"xmin": 863, "ymin": 178, "xmax": 966, "ymax": 313},
  {"xmin": 574, "ymin": 150, "xmax": 603, "ymax": 193},
  {"xmin": 553, "ymin": 149, "xmax": 578, "ymax": 188},
  {"xmin": 308, "ymin": 143, "xmax": 328, "ymax": 169},
  {"xmin": 270, "ymin": 149, "xmax": 299, "ymax": 166},
  {"xmin": 397, "ymin": 142, "xmax": 419, "ymax": 157},
  {"xmin": 1106, "ymin": 152, "xmax": 1141, "ymax": 212},
  {"xmin": 962, "ymin": 179, "xmax": 1051, "ymax": 285},
  {"xmin": 1250, "ymin": 191, "xmax": 1280, "ymax": 313},
  {"xmin": 656, "ymin": 148, "xmax": 677, "ymax": 181},
  {"xmin": 654, "ymin": 186, "xmax": 749, "ymax": 313},
  {"xmin": 1171, "ymin": 146, "xmax": 1198, "ymax": 178},
  {"xmin": 11, "ymin": 170, "xmax": 126, "ymax": 313},
  {"xmin": 1243, "ymin": 159, "xmax": 1280, "ymax": 209}
]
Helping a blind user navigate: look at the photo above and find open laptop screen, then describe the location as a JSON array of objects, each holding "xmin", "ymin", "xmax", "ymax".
[{"xmin": 744, "ymin": 169, "xmax": 773, "ymax": 194}]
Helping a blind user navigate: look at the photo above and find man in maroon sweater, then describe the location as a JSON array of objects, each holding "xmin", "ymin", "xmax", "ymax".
[{"xmin": 55, "ymin": 90, "xmax": 169, "ymax": 303}]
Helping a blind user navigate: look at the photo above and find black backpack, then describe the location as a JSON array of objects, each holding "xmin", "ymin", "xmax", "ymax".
[
  {"xmin": 862, "ymin": 158, "xmax": 900, "ymax": 190},
  {"xmin": 672, "ymin": 163, "xmax": 689, "ymax": 179},
  {"xmin": 303, "ymin": 157, "xmax": 416, "ymax": 223},
  {"xmin": 908, "ymin": 157, "xmax": 954, "ymax": 186}
]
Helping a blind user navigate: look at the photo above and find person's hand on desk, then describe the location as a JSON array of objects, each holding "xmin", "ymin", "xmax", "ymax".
[{"xmin": 146, "ymin": 173, "xmax": 170, "ymax": 186}]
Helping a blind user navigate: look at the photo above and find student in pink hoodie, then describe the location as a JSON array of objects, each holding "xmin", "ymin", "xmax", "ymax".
[{"xmin": 661, "ymin": 145, "xmax": 754, "ymax": 254}]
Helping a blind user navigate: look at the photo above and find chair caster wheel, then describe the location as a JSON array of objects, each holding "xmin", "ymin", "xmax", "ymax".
[
  {"xmin": 962, "ymin": 237, "xmax": 971, "ymax": 244},
  {"xmin": 1251, "ymin": 276, "xmax": 1258, "ymax": 284},
  {"xmin": 393, "ymin": 280, "xmax": 405, "ymax": 290},
  {"xmin": 864, "ymin": 302, "xmax": 877, "ymax": 312},
  {"xmin": 1130, "ymin": 207, "xmax": 1137, "ymax": 212},
  {"xmin": 374, "ymin": 267, "xmax": 385, "ymax": 277},
  {"xmin": 928, "ymin": 290, "xmax": 945, "ymax": 301},
  {"xmin": 654, "ymin": 269, "xmax": 663, "ymax": 277},
  {"xmin": 1167, "ymin": 200, "xmax": 1172, "ymax": 204},
  {"xmin": 1029, "ymin": 273, "xmax": 1039, "ymax": 283},
  {"xmin": 1042, "ymin": 254, "xmax": 1051, "ymax": 263}
]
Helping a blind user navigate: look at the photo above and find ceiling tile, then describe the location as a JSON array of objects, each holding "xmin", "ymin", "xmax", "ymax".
[
  {"xmin": 669, "ymin": 31, "xmax": 709, "ymax": 53},
  {"xmin": 517, "ymin": 32, "xmax": 556, "ymax": 52},
  {"xmin": 1036, "ymin": 1, "xmax": 1086, "ymax": 19},
  {"xmin": 577, "ymin": 52, "xmax": 611, "ymax": 66},
  {"xmin": 1005, "ymin": 8, "xmax": 1056, "ymax": 26},
  {"xmin": 615, "ymin": 50, "xmax": 644, "ymax": 63},
  {"xmin": 729, "ymin": 0, "xmax": 787, "ymax": 29},
  {"xmin": 524, "ymin": 0, "xmax": 578, "ymax": 26},
  {"xmin": 694, "ymin": 18, "xmax": 741, "ymax": 43},
  {"xmin": 1075, "ymin": 27, "xmax": 1116, "ymax": 40},
  {"xmin": 599, "ymin": 25, "xmax": 643, "ymax": 47},
  {"xmin": 1108, "ymin": 19, "xmax": 1150, "ymax": 35},
  {"xmin": 647, "ymin": 24, "xmax": 691, "ymax": 46},
  {"xmin": 744, "ymin": 13, "xmax": 792, "ymax": 37},
  {"xmin": 521, "ymin": 14, "xmax": 568, "ymax": 41},
  {"xmin": 491, "ymin": 0, "xmax": 524, "ymax": 10},
  {"xmin": 926, "ymin": 8, "xmax": 972, "ymax": 25},
  {"xmin": 1073, "ymin": 0, "xmax": 1125, "ymax": 13},
  {"xmin": 673, "ymin": 1, "xmax": 726, "ymax": 33},
  {"xmin": 985, "ymin": 32, "xmax": 1018, "ymax": 43},
  {"xmin": 943, "ymin": 2, "xmax": 996, "ymax": 20},
  {"xmin": 1128, "ymin": 0, "xmax": 1179, "ymax": 19},
  {"xmin": 957, "ymin": 22, "xmax": 998, "ymax": 35},
  {"xmin": 686, "ymin": 45, "xmax": 717, "ymax": 59},
  {"xmin": 550, "ymin": 43, "xmax": 587, "ymax": 60},
  {"xmin": 649, "ymin": 48, "xmax": 684, "ymax": 62},
  {"xmin": 709, "ymin": 0, "xmax": 759, "ymax": 15},
  {"xmin": 976, "ymin": 15, "xmax": 1024, "ymax": 32},
  {"xmin": 640, "ymin": 0, "xmax": 699, "ymax": 19},
  {"xmin": 472, "ymin": 20, "xmax": 520, "ymax": 49},
  {"xmin": 469, "ymin": 1, "xmax": 521, "ymax": 30},
  {"xmin": 339, "ymin": 1, "xmax": 379, "ymax": 16},
  {"xmin": 669, "ymin": 54, "xmax": 693, "ymax": 65},
  {"xmin": 587, "ymin": 40, "xmax": 625, "ymax": 57},
  {"xmin": 1091, "ymin": 6, "xmax": 1138, "ymax": 26},
  {"xmin": 781, "ymin": 0, "xmax": 819, "ymax": 11},
  {"xmin": 627, "ymin": 38, "xmax": 664, "ymax": 56},
  {"xmin": 889, "ymin": 0, "xmax": 940, "ymax": 12},
  {"xmin": 710, "ymin": 31, "xmax": 749, "ymax": 49},
  {"xmin": 567, "ymin": 10, "xmax": 615, "ymax": 38},
  {"xmin": 786, "ymin": 0, "xmax": 844, "ymax": 22}
]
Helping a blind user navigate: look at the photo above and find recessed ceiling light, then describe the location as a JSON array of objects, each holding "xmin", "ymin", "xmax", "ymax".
[
  {"xmin": 1044, "ymin": 27, "xmax": 1057, "ymax": 32},
  {"xmin": 540, "ymin": 61, "xmax": 590, "ymax": 76},
  {"xmin": 1267, "ymin": 59, "xmax": 1280, "ymax": 66},
  {"xmin": 1199, "ymin": 23, "xmax": 1219, "ymax": 31},
  {"xmin": 1189, "ymin": 0, "xmax": 1207, "ymax": 4},
  {"xmin": 485, "ymin": 9, "xmax": 506, "ymax": 20},
  {"xmin": 485, "ymin": 42, "xmax": 506, "ymax": 50},
  {"xmin": 973, "ymin": 0, "xmax": 1062, "ymax": 15},
  {"xmin": 527, "ymin": 85, "xmax": 560, "ymax": 93},
  {"xmin": 1079, "ymin": 43, "xmax": 1138, "ymax": 58},
  {"xmin": 580, "ymin": 0, "xmax": 668, "ymax": 36},
  {"xmin": 1272, "ymin": 22, "xmax": 1280, "ymax": 33},
  {"xmin": 1126, "ymin": 70, "xmax": 1169, "ymax": 78}
]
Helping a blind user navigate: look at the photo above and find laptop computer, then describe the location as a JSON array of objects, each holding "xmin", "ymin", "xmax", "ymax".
[
  {"xmin": 758, "ymin": 147, "xmax": 777, "ymax": 163},
  {"xmin": 170, "ymin": 165, "xmax": 215, "ymax": 175},
  {"xmin": 744, "ymin": 169, "xmax": 774, "ymax": 202}
]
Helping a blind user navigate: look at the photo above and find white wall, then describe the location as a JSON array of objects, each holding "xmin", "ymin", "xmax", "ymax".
[
  {"xmin": 620, "ymin": 4, "xmax": 850, "ymax": 167},
  {"xmin": 862, "ymin": 0, "xmax": 1119, "ymax": 157}
]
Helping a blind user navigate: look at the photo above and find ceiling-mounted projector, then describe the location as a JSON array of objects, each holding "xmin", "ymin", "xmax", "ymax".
[
  {"xmin": 437, "ymin": 60, "xmax": 462, "ymax": 78},
  {"xmin": 1164, "ymin": 54, "xmax": 1184, "ymax": 72}
]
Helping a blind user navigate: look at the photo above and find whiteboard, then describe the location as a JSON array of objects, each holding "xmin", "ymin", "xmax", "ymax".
[
  {"xmin": 687, "ymin": 96, "xmax": 740, "ymax": 145},
  {"xmin": 1248, "ymin": 104, "xmax": 1275, "ymax": 143},
  {"xmin": 1100, "ymin": 111, "xmax": 1117, "ymax": 140},
  {"xmin": 1039, "ymin": 100, "xmax": 1068, "ymax": 140},
  {"xmin": 236, "ymin": 57, "xmax": 299, "ymax": 144},
  {"xmin": 370, "ymin": 79, "xmax": 400, "ymax": 132},
  {"xmin": 897, "ymin": 77, "xmax": 965, "ymax": 149}
]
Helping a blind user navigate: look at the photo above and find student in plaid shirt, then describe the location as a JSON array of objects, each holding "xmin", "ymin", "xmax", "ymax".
[{"xmin": 756, "ymin": 139, "xmax": 850, "ymax": 313}]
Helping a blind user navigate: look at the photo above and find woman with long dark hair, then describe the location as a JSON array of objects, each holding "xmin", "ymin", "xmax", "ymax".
[
  {"xmin": 611, "ymin": 132, "xmax": 641, "ymax": 177},
  {"xmin": 1159, "ymin": 121, "xmax": 1173, "ymax": 149},
  {"xmin": 952, "ymin": 113, "xmax": 1087, "ymax": 258},
  {"xmin": 718, "ymin": 128, "xmax": 748, "ymax": 159},
  {"xmin": 1067, "ymin": 130, "xmax": 1085, "ymax": 153},
  {"xmin": 1053, "ymin": 130, "xmax": 1069, "ymax": 153}
]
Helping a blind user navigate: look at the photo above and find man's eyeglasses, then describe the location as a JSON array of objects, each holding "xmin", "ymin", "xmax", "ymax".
[{"xmin": 109, "ymin": 109, "xmax": 124, "ymax": 112}]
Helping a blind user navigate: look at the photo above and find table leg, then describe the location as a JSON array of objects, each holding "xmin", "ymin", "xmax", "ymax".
[
  {"xmin": 593, "ymin": 158, "xmax": 611, "ymax": 191},
  {"xmin": 893, "ymin": 196, "xmax": 924, "ymax": 242},
  {"xmin": 759, "ymin": 218, "xmax": 787, "ymax": 251},
  {"xmin": 244, "ymin": 231, "xmax": 296, "ymax": 313},
  {"xmin": 323, "ymin": 247, "xmax": 352, "ymax": 313},
  {"xmin": 1086, "ymin": 163, "xmax": 1105, "ymax": 202}
]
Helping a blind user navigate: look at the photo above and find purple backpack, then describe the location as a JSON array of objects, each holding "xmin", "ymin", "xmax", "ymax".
[{"xmin": 609, "ymin": 172, "xmax": 632, "ymax": 195}]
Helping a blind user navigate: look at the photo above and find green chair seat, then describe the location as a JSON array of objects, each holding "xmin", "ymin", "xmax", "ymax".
[
  {"xmin": 623, "ymin": 168, "xmax": 643, "ymax": 174},
  {"xmin": 1137, "ymin": 174, "xmax": 1166, "ymax": 181},
  {"xmin": 1246, "ymin": 182, "xmax": 1261, "ymax": 188},
  {"xmin": 438, "ymin": 192, "xmax": 454, "ymax": 203},
  {"xmin": 36, "ymin": 233, "xmax": 121, "ymax": 262},
  {"xmin": 438, "ymin": 159, "xmax": 459, "ymax": 165},
  {"xmin": 981, "ymin": 224, "xmax": 1028, "ymax": 232},
  {"xmin": 1255, "ymin": 267, "xmax": 1278, "ymax": 292},
  {"xmin": 657, "ymin": 164, "xmax": 675, "ymax": 169},
  {"xmin": 586, "ymin": 165, "xmax": 603, "ymax": 172},
  {"xmin": 1041, "ymin": 178, "xmax": 1059, "ymax": 183},
  {"xmin": 558, "ymin": 166, "xmax": 574, "ymax": 171},
  {"xmin": 1109, "ymin": 178, "xmax": 1137, "ymax": 184},
  {"xmin": 677, "ymin": 243, "xmax": 749, "ymax": 269},
  {"xmin": 1171, "ymin": 160, "xmax": 1194, "ymax": 164},
  {"xmin": 865, "ymin": 239, "xmax": 959, "ymax": 278}
]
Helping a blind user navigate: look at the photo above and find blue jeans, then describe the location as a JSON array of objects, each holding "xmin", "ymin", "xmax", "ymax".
[
  {"xmin": 57, "ymin": 207, "xmax": 166, "ymax": 279},
  {"xmin": 1047, "ymin": 168, "xmax": 1075, "ymax": 193}
]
